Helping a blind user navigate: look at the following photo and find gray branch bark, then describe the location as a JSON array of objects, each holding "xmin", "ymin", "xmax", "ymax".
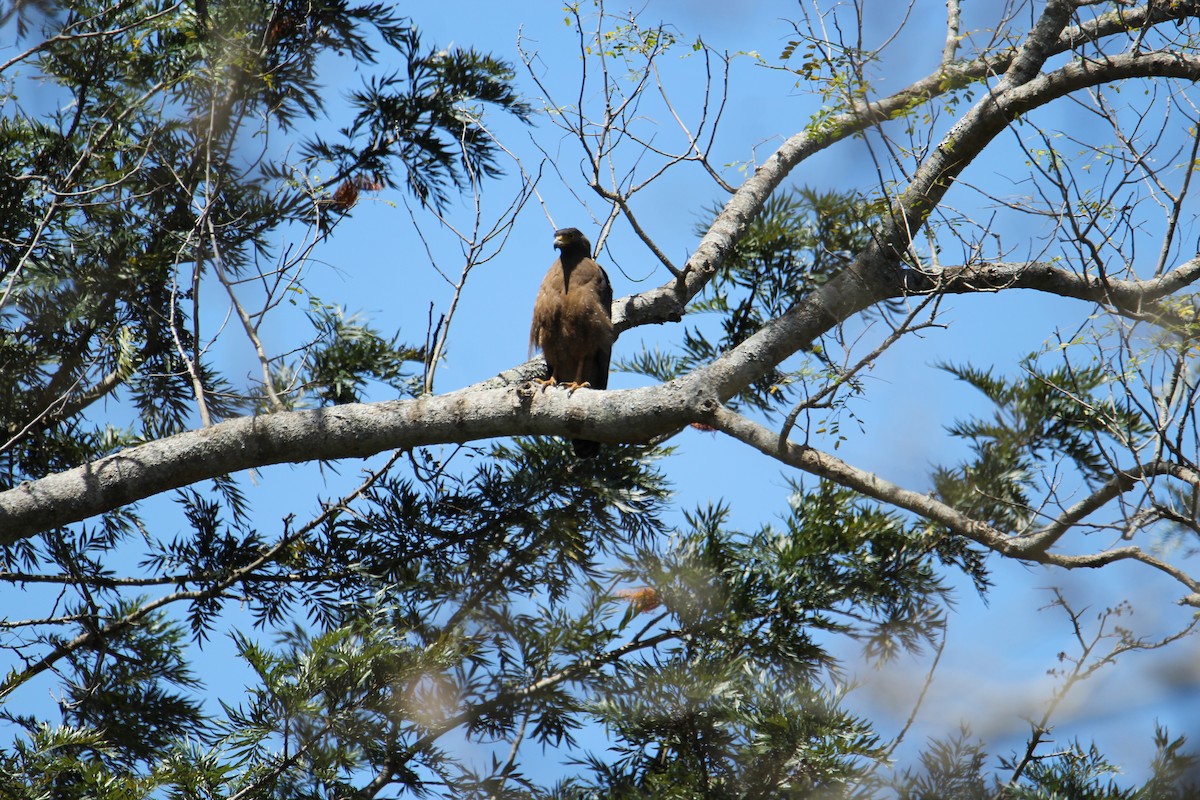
[{"xmin": 5, "ymin": 15, "xmax": 1200, "ymax": 549}]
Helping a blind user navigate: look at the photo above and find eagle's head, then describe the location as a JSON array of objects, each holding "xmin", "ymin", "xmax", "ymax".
[{"xmin": 553, "ymin": 227, "xmax": 592, "ymax": 258}]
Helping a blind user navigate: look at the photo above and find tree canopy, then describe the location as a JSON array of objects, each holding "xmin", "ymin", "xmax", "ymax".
[{"xmin": 2, "ymin": 0, "xmax": 1200, "ymax": 797}]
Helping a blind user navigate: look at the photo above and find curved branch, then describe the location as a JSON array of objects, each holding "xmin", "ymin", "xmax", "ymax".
[
  {"xmin": 697, "ymin": 50, "xmax": 1200, "ymax": 401},
  {"xmin": 7, "ymin": 9, "xmax": 1200, "ymax": 545},
  {"xmin": 708, "ymin": 405, "xmax": 1024, "ymax": 556},
  {"xmin": 903, "ymin": 256, "xmax": 1200, "ymax": 322},
  {"xmin": 708, "ymin": 405, "xmax": 1200, "ymax": 596},
  {"xmin": 1022, "ymin": 460, "xmax": 1200, "ymax": 555},
  {"xmin": 614, "ymin": 3, "xmax": 1200, "ymax": 333}
]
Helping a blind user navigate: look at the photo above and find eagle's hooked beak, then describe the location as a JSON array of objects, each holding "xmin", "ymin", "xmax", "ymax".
[{"xmin": 553, "ymin": 233, "xmax": 566, "ymax": 249}]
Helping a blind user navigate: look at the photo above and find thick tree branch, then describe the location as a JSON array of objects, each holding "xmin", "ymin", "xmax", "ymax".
[
  {"xmin": 695, "ymin": 50, "xmax": 1200, "ymax": 401},
  {"xmin": 615, "ymin": 2, "xmax": 1200, "ymax": 333},
  {"xmin": 1001, "ymin": 0, "xmax": 1075, "ymax": 88},
  {"xmin": 7, "ymin": 14, "xmax": 1200, "ymax": 548},
  {"xmin": 0, "ymin": 381, "xmax": 707, "ymax": 541}
]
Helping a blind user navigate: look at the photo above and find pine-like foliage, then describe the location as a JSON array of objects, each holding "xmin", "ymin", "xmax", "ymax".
[
  {"xmin": 0, "ymin": 0, "xmax": 529, "ymax": 490},
  {"xmin": 1, "ymin": 4, "xmax": 1198, "ymax": 798}
]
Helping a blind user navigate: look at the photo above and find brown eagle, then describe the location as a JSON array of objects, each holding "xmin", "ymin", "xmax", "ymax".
[{"xmin": 529, "ymin": 227, "xmax": 614, "ymax": 457}]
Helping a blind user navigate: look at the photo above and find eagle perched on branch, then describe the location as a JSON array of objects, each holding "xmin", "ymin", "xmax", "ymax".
[{"xmin": 529, "ymin": 227, "xmax": 614, "ymax": 458}]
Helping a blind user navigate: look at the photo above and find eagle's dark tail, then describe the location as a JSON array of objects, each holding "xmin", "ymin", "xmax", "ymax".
[{"xmin": 571, "ymin": 439, "xmax": 601, "ymax": 458}]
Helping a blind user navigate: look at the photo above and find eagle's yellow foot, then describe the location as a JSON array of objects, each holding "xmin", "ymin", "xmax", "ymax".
[
  {"xmin": 562, "ymin": 381, "xmax": 591, "ymax": 394},
  {"xmin": 535, "ymin": 376, "xmax": 557, "ymax": 392}
]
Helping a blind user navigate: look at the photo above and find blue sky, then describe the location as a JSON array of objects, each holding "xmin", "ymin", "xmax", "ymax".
[
  {"xmin": 266, "ymin": 0, "xmax": 1200, "ymax": 780},
  {"xmin": 4, "ymin": 0, "xmax": 1200, "ymax": 787}
]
